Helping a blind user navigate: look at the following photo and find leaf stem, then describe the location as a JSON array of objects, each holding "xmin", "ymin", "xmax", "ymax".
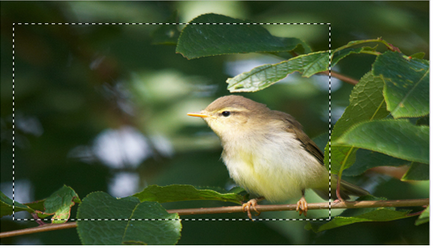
[{"xmin": 0, "ymin": 198, "xmax": 428, "ymax": 238}]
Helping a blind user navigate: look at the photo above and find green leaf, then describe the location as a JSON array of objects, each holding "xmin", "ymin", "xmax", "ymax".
[
  {"xmin": 24, "ymin": 199, "xmax": 46, "ymax": 213},
  {"xmin": 335, "ymin": 119, "xmax": 429, "ymax": 164},
  {"xmin": 226, "ymin": 43, "xmax": 377, "ymax": 93},
  {"xmin": 415, "ymin": 206, "xmax": 429, "ymax": 226},
  {"xmin": 343, "ymin": 149, "xmax": 411, "ymax": 176},
  {"xmin": 0, "ymin": 190, "xmax": 54, "ymax": 219},
  {"xmin": 0, "ymin": 191, "xmax": 34, "ymax": 217},
  {"xmin": 325, "ymin": 71, "xmax": 389, "ymax": 173},
  {"xmin": 332, "ymin": 71, "xmax": 389, "ymax": 138},
  {"xmin": 44, "ymin": 185, "xmax": 81, "ymax": 223},
  {"xmin": 401, "ymin": 162, "xmax": 429, "ymax": 181},
  {"xmin": 151, "ymin": 11, "xmax": 180, "ymax": 45},
  {"xmin": 133, "ymin": 184, "xmax": 243, "ymax": 204},
  {"xmin": 305, "ymin": 196, "xmax": 411, "ymax": 232},
  {"xmin": 77, "ymin": 192, "xmax": 181, "ymax": 245},
  {"xmin": 409, "ymin": 52, "xmax": 425, "ymax": 59},
  {"xmin": 305, "ymin": 208, "xmax": 411, "ymax": 233},
  {"xmin": 373, "ymin": 51, "xmax": 429, "ymax": 118},
  {"xmin": 227, "ymin": 51, "xmax": 329, "ymax": 92},
  {"xmin": 176, "ymin": 13, "xmax": 310, "ymax": 59}
]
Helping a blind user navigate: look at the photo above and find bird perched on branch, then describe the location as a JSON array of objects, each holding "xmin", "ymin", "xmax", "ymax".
[{"xmin": 188, "ymin": 95, "xmax": 369, "ymax": 219}]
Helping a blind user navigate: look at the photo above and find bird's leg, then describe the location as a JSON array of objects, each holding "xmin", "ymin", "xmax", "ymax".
[
  {"xmin": 242, "ymin": 197, "xmax": 264, "ymax": 220},
  {"xmin": 296, "ymin": 189, "xmax": 308, "ymax": 216}
]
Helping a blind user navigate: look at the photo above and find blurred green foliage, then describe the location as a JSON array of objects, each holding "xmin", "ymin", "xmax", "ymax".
[{"xmin": 0, "ymin": 1, "xmax": 428, "ymax": 244}]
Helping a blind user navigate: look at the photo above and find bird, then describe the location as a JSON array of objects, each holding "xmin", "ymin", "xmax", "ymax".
[{"xmin": 187, "ymin": 95, "xmax": 369, "ymax": 219}]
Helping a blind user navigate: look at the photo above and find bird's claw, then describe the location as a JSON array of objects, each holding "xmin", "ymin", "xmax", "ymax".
[
  {"xmin": 242, "ymin": 199, "xmax": 261, "ymax": 220},
  {"xmin": 296, "ymin": 196, "xmax": 308, "ymax": 216}
]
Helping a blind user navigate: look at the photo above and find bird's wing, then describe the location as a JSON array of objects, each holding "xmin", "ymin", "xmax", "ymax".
[{"xmin": 274, "ymin": 110, "xmax": 325, "ymax": 165}]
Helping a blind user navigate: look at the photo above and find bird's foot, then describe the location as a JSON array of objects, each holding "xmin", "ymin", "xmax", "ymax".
[
  {"xmin": 242, "ymin": 198, "xmax": 261, "ymax": 220},
  {"xmin": 296, "ymin": 196, "xmax": 308, "ymax": 216}
]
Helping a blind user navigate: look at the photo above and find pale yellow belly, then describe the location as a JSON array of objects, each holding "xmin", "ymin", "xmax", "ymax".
[{"xmin": 222, "ymin": 141, "xmax": 328, "ymax": 202}]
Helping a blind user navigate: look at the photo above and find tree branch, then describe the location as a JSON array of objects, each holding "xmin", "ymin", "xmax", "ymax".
[
  {"xmin": 168, "ymin": 198, "xmax": 428, "ymax": 215},
  {"xmin": 0, "ymin": 198, "xmax": 428, "ymax": 239}
]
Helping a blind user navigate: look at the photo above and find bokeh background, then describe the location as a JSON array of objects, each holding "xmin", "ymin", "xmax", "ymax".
[{"xmin": 1, "ymin": 1, "xmax": 429, "ymax": 244}]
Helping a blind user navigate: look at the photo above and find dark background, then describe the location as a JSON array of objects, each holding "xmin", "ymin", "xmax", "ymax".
[{"xmin": 1, "ymin": 1, "xmax": 429, "ymax": 244}]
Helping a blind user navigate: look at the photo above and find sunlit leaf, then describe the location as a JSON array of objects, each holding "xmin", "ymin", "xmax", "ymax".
[
  {"xmin": 325, "ymin": 71, "xmax": 389, "ymax": 173},
  {"xmin": 335, "ymin": 119, "xmax": 429, "ymax": 164},
  {"xmin": 227, "ymin": 51, "xmax": 329, "ymax": 92},
  {"xmin": 227, "ymin": 43, "xmax": 377, "ymax": 92}
]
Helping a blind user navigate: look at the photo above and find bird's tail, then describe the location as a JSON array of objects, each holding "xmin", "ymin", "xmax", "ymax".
[{"xmin": 313, "ymin": 175, "xmax": 370, "ymax": 200}]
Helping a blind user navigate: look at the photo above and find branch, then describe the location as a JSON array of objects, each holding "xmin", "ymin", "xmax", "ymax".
[
  {"xmin": 319, "ymin": 70, "xmax": 359, "ymax": 85},
  {"xmin": 168, "ymin": 198, "xmax": 428, "ymax": 215},
  {"xmin": 0, "ymin": 198, "xmax": 428, "ymax": 238},
  {"xmin": 0, "ymin": 222, "xmax": 77, "ymax": 238}
]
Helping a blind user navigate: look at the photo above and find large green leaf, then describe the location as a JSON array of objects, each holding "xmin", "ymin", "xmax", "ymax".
[
  {"xmin": 77, "ymin": 192, "xmax": 181, "ymax": 245},
  {"xmin": 373, "ymin": 51, "xmax": 429, "ymax": 118},
  {"xmin": 325, "ymin": 71, "xmax": 389, "ymax": 174},
  {"xmin": 335, "ymin": 119, "xmax": 429, "ymax": 164},
  {"xmin": 176, "ymin": 13, "xmax": 310, "ymax": 59},
  {"xmin": 133, "ymin": 184, "xmax": 243, "ymax": 204},
  {"xmin": 44, "ymin": 185, "xmax": 81, "ymax": 223},
  {"xmin": 331, "ymin": 72, "xmax": 389, "ymax": 138}
]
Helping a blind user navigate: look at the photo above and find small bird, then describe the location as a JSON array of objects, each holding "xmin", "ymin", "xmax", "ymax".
[{"xmin": 188, "ymin": 95, "xmax": 369, "ymax": 219}]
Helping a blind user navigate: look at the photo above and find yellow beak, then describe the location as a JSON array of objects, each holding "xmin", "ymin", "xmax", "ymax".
[{"xmin": 187, "ymin": 112, "xmax": 209, "ymax": 118}]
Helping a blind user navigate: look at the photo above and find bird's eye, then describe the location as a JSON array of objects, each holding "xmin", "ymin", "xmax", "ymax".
[{"xmin": 222, "ymin": 111, "xmax": 231, "ymax": 117}]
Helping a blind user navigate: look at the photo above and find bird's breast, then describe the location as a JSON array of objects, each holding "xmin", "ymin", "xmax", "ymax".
[{"xmin": 221, "ymin": 131, "xmax": 328, "ymax": 202}]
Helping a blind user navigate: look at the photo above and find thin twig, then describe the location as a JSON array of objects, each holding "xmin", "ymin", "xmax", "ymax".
[
  {"xmin": 168, "ymin": 198, "xmax": 428, "ymax": 215},
  {"xmin": 0, "ymin": 222, "xmax": 77, "ymax": 238},
  {"xmin": 0, "ymin": 198, "xmax": 428, "ymax": 239},
  {"xmin": 319, "ymin": 70, "xmax": 359, "ymax": 85}
]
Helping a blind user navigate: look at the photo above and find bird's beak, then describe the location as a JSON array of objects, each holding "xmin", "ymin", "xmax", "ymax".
[{"xmin": 187, "ymin": 112, "xmax": 209, "ymax": 118}]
